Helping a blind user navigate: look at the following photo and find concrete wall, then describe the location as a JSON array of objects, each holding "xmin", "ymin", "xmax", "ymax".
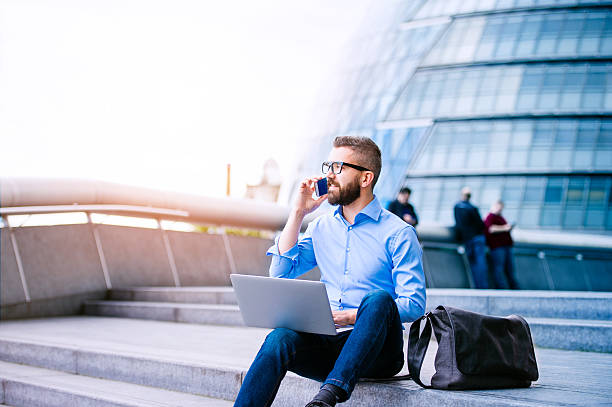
[
  {"xmin": 0, "ymin": 225, "xmax": 108, "ymax": 320},
  {"xmin": 0, "ymin": 224, "xmax": 275, "ymax": 319},
  {"xmin": 97, "ymin": 225, "xmax": 175, "ymax": 287},
  {"xmin": 1, "ymin": 230, "xmax": 26, "ymax": 306},
  {"xmin": 227, "ymin": 234, "xmax": 272, "ymax": 277},
  {"xmin": 167, "ymin": 231, "xmax": 232, "ymax": 286}
]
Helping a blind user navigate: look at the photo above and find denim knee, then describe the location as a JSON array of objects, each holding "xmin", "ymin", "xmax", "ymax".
[
  {"xmin": 360, "ymin": 289, "xmax": 394, "ymax": 309},
  {"xmin": 356, "ymin": 290, "xmax": 398, "ymax": 327},
  {"xmin": 261, "ymin": 328, "xmax": 299, "ymax": 361}
]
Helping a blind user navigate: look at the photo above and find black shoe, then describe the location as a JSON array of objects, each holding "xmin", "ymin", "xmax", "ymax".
[
  {"xmin": 305, "ymin": 401, "xmax": 333, "ymax": 407},
  {"xmin": 305, "ymin": 384, "xmax": 340, "ymax": 407}
]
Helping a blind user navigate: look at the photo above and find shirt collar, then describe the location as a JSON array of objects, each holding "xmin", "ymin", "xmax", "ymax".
[{"xmin": 333, "ymin": 196, "xmax": 382, "ymax": 223}]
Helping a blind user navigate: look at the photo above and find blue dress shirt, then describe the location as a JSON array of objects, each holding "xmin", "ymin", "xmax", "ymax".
[{"xmin": 267, "ymin": 197, "xmax": 426, "ymax": 323}]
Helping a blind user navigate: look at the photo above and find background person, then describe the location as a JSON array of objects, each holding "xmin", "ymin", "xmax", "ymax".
[
  {"xmin": 453, "ymin": 187, "xmax": 489, "ymax": 289},
  {"xmin": 484, "ymin": 200, "xmax": 520, "ymax": 289},
  {"xmin": 234, "ymin": 136, "xmax": 426, "ymax": 407},
  {"xmin": 387, "ymin": 187, "xmax": 419, "ymax": 227}
]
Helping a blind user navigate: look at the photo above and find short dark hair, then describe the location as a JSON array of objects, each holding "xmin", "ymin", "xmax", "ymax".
[
  {"xmin": 332, "ymin": 136, "xmax": 382, "ymax": 188},
  {"xmin": 399, "ymin": 187, "xmax": 412, "ymax": 195}
]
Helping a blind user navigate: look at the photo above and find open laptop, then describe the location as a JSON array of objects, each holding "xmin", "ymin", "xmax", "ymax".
[{"xmin": 230, "ymin": 274, "xmax": 353, "ymax": 336}]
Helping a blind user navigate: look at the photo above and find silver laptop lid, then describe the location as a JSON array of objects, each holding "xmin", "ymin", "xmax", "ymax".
[{"xmin": 230, "ymin": 274, "xmax": 338, "ymax": 336}]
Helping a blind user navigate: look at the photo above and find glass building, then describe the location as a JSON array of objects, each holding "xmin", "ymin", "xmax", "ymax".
[{"xmin": 293, "ymin": 0, "xmax": 612, "ymax": 233}]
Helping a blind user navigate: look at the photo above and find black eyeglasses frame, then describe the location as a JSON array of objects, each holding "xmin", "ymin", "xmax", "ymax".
[{"xmin": 322, "ymin": 161, "xmax": 372, "ymax": 175}]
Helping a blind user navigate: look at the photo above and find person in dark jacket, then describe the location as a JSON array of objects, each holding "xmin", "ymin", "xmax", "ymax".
[
  {"xmin": 454, "ymin": 187, "xmax": 489, "ymax": 289},
  {"xmin": 484, "ymin": 200, "xmax": 519, "ymax": 289},
  {"xmin": 387, "ymin": 187, "xmax": 418, "ymax": 227}
]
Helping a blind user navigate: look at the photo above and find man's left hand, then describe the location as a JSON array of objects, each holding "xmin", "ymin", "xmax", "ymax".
[{"xmin": 332, "ymin": 309, "xmax": 357, "ymax": 326}]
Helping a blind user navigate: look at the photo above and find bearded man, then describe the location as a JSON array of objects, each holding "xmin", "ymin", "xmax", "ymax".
[{"xmin": 234, "ymin": 136, "xmax": 426, "ymax": 407}]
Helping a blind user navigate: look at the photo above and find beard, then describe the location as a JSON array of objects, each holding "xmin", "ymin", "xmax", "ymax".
[{"xmin": 328, "ymin": 175, "xmax": 361, "ymax": 206}]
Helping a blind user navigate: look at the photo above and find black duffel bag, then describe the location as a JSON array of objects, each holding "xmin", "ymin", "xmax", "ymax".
[{"xmin": 407, "ymin": 305, "xmax": 539, "ymax": 390}]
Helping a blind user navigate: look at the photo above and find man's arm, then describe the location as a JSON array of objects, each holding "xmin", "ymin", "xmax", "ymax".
[
  {"xmin": 403, "ymin": 204, "xmax": 418, "ymax": 226},
  {"xmin": 390, "ymin": 226, "xmax": 427, "ymax": 323},
  {"xmin": 387, "ymin": 200, "xmax": 400, "ymax": 217},
  {"xmin": 408, "ymin": 204, "xmax": 418, "ymax": 226},
  {"xmin": 472, "ymin": 207, "xmax": 486, "ymax": 231},
  {"xmin": 266, "ymin": 177, "xmax": 327, "ymax": 279},
  {"xmin": 278, "ymin": 177, "xmax": 326, "ymax": 253}
]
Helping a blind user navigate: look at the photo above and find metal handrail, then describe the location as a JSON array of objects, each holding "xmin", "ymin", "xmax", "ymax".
[
  {"xmin": 0, "ymin": 204, "xmax": 189, "ymax": 218},
  {"xmin": 1, "ymin": 177, "xmax": 289, "ymax": 230}
]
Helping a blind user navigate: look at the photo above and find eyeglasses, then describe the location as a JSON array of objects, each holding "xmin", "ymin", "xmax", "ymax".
[{"xmin": 322, "ymin": 161, "xmax": 371, "ymax": 175}]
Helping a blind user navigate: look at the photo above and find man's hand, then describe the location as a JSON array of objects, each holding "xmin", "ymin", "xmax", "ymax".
[
  {"xmin": 403, "ymin": 214, "xmax": 416, "ymax": 226},
  {"xmin": 294, "ymin": 177, "xmax": 328, "ymax": 218},
  {"xmin": 278, "ymin": 176, "xmax": 328, "ymax": 254},
  {"xmin": 332, "ymin": 309, "xmax": 357, "ymax": 326}
]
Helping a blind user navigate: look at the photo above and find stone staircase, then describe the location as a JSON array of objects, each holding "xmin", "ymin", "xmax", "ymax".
[
  {"xmin": 1, "ymin": 288, "xmax": 611, "ymax": 406},
  {"xmin": 83, "ymin": 287, "xmax": 612, "ymax": 353}
]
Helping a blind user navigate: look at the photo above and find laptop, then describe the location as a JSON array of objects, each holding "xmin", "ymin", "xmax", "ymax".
[{"xmin": 230, "ymin": 274, "xmax": 352, "ymax": 336}]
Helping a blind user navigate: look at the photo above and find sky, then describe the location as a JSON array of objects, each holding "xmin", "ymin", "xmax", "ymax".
[{"xmin": 0, "ymin": 0, "xmax": 373, "ymax": 199}]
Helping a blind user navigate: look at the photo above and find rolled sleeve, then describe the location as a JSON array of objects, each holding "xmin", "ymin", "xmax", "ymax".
[
  {"xmin": 390, "ymin": 226, "xmax": 427, "ymax": 323},
  {"xmin": 266, "ymin": 222, "xmax": 317, "ymax": 279}
]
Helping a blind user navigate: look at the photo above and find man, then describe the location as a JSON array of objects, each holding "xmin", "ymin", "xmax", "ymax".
[
  {"xmin": 453, "ymin": 187, "xmax": 489, "ymax": 289},
  {"xmin": 234, "ymin": 136, "xmax": 426, "ymax": 407},
  {"xmin": 484, "ymin": 200, "xmax": 519, "ymax": 289},
  {"xmin": 387, "ymin": 187, "xmax": 418, "ymax": 226}
]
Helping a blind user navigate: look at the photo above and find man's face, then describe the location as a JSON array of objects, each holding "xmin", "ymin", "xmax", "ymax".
[
  {"xmin": 398, "ymin": 192, "xmax": 410, "ymax": 204},
  {"xmin": 325, "ymin": 147, "xmax": 363, "ymax": 206},
  {"xmin": 492, "ymin": 202, "xmax": 504, "ymax": 215}
]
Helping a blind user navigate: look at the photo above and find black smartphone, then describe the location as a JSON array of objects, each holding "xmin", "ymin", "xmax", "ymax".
[{"xmin": 315, "ymin": 178, "xmax": 328, "ymax": 197}]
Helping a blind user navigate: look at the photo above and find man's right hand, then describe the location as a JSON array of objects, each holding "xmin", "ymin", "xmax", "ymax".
[
  {"xmin": 278, "ymin": 176, "xmax": 328, "ymax": 255},
  {"xmin": 294, "ymin": 177, "xmax": 328, "ymax": 218}
]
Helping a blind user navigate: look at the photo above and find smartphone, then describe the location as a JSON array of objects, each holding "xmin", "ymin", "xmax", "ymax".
[{"xmin": 315, "ymin": 178, "xmax": 328, "ymax": 197}]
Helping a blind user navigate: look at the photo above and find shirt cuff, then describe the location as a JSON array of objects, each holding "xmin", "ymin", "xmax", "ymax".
[{"xmin": 266, "ymin": 236, "xmax": 300, "ymax": 266}]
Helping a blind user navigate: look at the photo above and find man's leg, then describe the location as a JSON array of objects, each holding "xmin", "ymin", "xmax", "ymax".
[
  {"xmin": 315, "ymin": 290, "xmax": 404, "ymax": 403},
  {"xmin": 504, "ymin": 246, "xmax": 520, "ymax": 289},
  {"xmin": 469, "ymin": 235, "xmax": 489, "ymax": 289},
  {"xmin": 490, "ymin": 247, "xmax": 509, "ymax": 289},
  {"xmin": 235, "ymin": 328, "xmax": 338, "ymax": 407}
]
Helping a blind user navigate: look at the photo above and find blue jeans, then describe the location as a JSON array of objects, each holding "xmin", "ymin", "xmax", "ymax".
[
  {"xmin": 465, "ymin": 234, "xmax": 489, "ymax": 289},
  {"xmin": 490, "ymin": 245, "xmax": 519, "ymax": 289},
  {"xmin": 234, "ymin": 290, "xmax": 405, "ymax": 407}
]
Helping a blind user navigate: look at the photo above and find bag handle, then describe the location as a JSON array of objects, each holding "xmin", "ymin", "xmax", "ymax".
[{"xmin": 407, "ymin": 314, "xmax": 433, "ymax": 389}]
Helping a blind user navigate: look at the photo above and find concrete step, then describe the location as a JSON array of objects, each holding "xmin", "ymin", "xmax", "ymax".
[
  {"xmin": 84, "ymin": 300, "xmax": 612, "ymax": 353},
  {"xmin": 528, "ymin": 317, "xmax": 612, "ymax": 353},
  {"xmin": 425, "ymin": 289, "xmax": 612, "ymax": 321},
  {"xmin": 84, "ymin": 301, "xmax": 244, "ymax": 326},
  {"xmin": 108, "ymin": 287, "xmax": 612, "ymax": 321},
  {"xmin": 0, "ymin": 360, "xmax": 232, "ymax": 407},
  {"xmin": 109, "ymin": 287, "xmax": 236, "ymax": 305},
  {"xmin": 1, "ymin": 317, "xmax": 612, "ymax": 406}
]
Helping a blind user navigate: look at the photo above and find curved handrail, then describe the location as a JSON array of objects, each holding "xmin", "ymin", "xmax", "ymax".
[
  {"xmin": 0, "ymin": 204, "xmax": 189, "ymax": 218},
  {"xmin": 1, "ymin": 177, "xmax": 289, "ymax": 230}
]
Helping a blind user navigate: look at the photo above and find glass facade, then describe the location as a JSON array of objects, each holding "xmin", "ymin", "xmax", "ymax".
[
  {"xmin": 413, "ymin": 119, "xmax": 612, "ymax": 173},
  {"xmin": 293, "ymin": 1, "xmax": 612, "ymax": 232},
  {"xmin": 423, "ymin": 10, "xmax": 612, "ymax": 66},
  {"xmin": 387, "ymin": 63, "xmax": 611, "ymax": 120},
  {"xmin": 413, "ymin": 0, "xmax": 611, "ymax": 20}
]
